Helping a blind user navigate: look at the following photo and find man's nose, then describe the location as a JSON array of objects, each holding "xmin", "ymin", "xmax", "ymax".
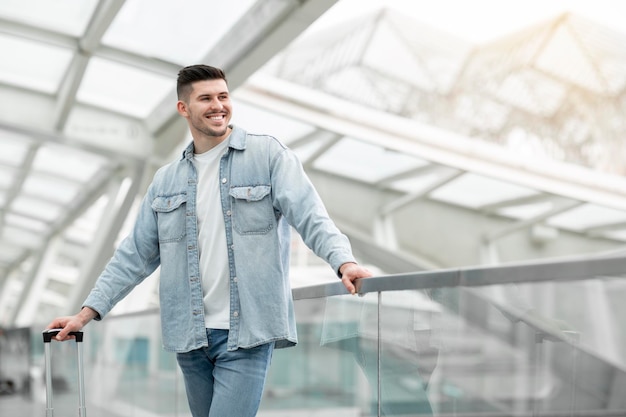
[{"xmin": 208, "ymin": 98, "xmax": 222, "ymax": 109}]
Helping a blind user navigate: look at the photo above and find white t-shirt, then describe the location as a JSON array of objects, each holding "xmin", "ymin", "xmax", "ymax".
[{"xmin": 193, "ymin": 139, "xmax": 230, "ymax": 329}]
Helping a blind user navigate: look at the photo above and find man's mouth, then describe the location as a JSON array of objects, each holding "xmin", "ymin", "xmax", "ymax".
[{"xmin": 208, "ymin": 115, "xmax": 224, "ymax": 121}]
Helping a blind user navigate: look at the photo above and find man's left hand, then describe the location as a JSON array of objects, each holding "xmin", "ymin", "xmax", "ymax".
[{"xmin": 339, "ymin": 262, "xmax": 373, "ymax": 295}]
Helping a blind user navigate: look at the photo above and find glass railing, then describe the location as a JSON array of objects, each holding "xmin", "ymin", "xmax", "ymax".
[{"xmin": 3, "ymin": 253, "xmax": 626, "ymax": 417}]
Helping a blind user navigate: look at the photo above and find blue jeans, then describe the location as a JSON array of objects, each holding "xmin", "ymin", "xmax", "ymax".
[{"xmin": 176, "ymin": 329, "xmax": 274, "ymax": 417}]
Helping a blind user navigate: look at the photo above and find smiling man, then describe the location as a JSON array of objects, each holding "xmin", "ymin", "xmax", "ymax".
[
  {"xmin": 177, "ymin": 69, "xmax": 232, "ymax": 151},
  {"xmin": 47, "ymin": 64, "xmax": 372, "ymax": 417}
]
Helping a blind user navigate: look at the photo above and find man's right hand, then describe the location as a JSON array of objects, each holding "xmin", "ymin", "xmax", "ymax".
[{"xmin": 45, "ymin": 307, "xmax": 98, "ymax": 341}]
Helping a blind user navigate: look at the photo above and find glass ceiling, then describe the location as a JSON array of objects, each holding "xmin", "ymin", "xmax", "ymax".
[{"xmin": 1, "ymin": 0, "xmax": 626, "ymax": 328}]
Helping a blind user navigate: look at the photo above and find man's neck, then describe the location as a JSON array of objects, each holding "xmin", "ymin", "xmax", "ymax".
[{"xmin": 193, "ymin": 128, "xmax": 231, "ymax": 154}]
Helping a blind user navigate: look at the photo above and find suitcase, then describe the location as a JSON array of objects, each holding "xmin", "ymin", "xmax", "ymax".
[{"xmin": 42, "ymin": 329, "xmax": 86, "ymax": 417}]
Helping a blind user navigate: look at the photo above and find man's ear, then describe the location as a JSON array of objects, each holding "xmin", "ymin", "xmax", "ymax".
[{"xmin": 176, "ymin": 100, "xmax": 188, "ymax": 117}]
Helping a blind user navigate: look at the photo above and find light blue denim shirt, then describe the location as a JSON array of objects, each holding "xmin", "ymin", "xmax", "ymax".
[{"xmin": 83, "ymin": 125, "xmax": 355, "ymax": 352}]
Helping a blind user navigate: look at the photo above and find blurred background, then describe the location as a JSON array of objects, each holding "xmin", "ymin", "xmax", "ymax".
[{"xmin": 0, "ymin": 1, "xmax": 625, "ymax": 416}]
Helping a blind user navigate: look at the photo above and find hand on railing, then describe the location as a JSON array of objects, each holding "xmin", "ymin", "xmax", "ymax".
[{"xmin": 339, "ymin": 262, "xmax": 374, "ymax": 295}]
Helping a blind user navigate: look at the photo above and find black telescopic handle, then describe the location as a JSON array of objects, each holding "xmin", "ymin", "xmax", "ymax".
[{"xmin": 43, "ymin": 329, "xmax": 84, "ymax": 343}]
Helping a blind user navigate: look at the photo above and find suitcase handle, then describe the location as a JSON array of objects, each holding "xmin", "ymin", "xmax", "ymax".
[
  {"xmin": 43, "ymin": 328, "xmax": 84, "ymax": 343},
  {"xmin": 42, "ymin": 329, "xmax": 86, "ymax": 417}
]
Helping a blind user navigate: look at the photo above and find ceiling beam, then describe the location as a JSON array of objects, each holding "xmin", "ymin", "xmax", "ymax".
[
  {"xmin": 144, "ymin": 0, "xmax": 339, "ymax": 155},
  {"xmin": 236, "ymin": 74, "xmax": 626, "ymax": 212},
  {"xmin": 53, "ymin": 0, "xmax": 126, "ymax": 130}
]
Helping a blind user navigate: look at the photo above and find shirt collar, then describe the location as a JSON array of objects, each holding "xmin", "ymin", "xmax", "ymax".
[{"xmin": 180, "ymin": 125, "xmax": 247, "ymax": 161}]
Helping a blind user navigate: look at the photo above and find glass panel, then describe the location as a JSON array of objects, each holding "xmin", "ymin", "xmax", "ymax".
[
  {"xmin": 535, "ymin": 22, "xmax": 605, "ymax": 93},
  {"xmin": 11, "ymin": 195, "xmax": 62, "ymax": 222},
  {"xmin": 313, "ymin": 137, "xmax": 428, "ymax": 182},
  {"xmin": 1, "ymin": 225, "xmax": 45, "ymax": 249},
  {"xmin": 101, "ymin": 0, "xmax": 256, "ymax": 64},
  {"xmin": 291, "ymin": 137, "xmax": 335, "ymax": 164},
  {"xmin": 492, "ymin": 69, "xmax": 567, "ymax": 116},
  {"xmin": 0, "ymin": 0, "xmax": 98, "ymax": 36},
  {"xmin": 0, "ymin": 242, "xmax": 24, "ymax": 263},
  {"xmin": 4, "ymin": 213, "xmax": 49, "ymax": 233},
  {"xmin": 390, "ymin": 166, "xmax": 458, "ymax": 194},
  {"xmin": 497, "ymin": 201, "xmax": 555, "ymax": 220},
  {"xmin": 430, "ymin": 173, "xmax": 539, "ymax": 208},
  {"xmin": 0, "ymin": 130, "xmax": 32, "ymax": 166},
  {"xmin": 317, "ymin": 0, "xmax": 626, "ymax": 43},
  {"xmin": 363, "ymin": 16, "xmax": 446, "ymax": 92},
  {"xmin": 378, "ymin": 277, "xmax": 626, "ymax": 416},
  {"xmin": 603, "ymin": 228, "xmax": 626, "ymax": 242},
  {"xmin": 379, "ymin": 290, "xmax": 441, "ymax": 415},
  {"xmin": 22, "ymin": 174, "xmax": 81, "ymax": 205},
  {"xmin": 0, "ymin": 34, "xmax": 73, "ymax": 94},
  {"xmin": 77, "ymin": 57, "xmax": 173, "ymax": 118},
  {"xmin": 262, "ymin": 294, "xmax": 379, "ymax": 415},
  {"xmin": 231, "ymin": 102, "xmax": 316, "ymax": 145},
  {"xmin": 6, "ymin": 259, "xmax": 626, "ymax": 416},
  {"xmin": 0, "ymin": 166, "xmax": 17, "ymax": 188},
  {"xmin": 32, "ymin": 144, "xmax": 108, "ymax": 182},
  {"xmin": 548, "ymin": 203, "xmax": 626, "ymax": 232},
  {"xmin": 30, "ymin": 313, "xmax": 189, "ymax": 417}
]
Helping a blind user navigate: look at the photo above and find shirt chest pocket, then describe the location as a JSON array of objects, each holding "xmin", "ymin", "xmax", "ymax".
[
  {"xmin": 229, "ymin": 185, "xmax": 274, "ymax": 235},
  {"xmin": 152, "ymin": 193, "xmax": 187, "ymax": 243}
]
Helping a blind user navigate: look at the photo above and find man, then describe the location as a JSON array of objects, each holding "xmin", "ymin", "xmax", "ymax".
[{"xmin": 47, "ymin": 64, "xmax": 372, "ymax": 417}]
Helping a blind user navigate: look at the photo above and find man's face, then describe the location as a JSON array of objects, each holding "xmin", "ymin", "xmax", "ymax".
[{"xmin": 178, "ymin": 79, "xmax": 232, "ymax": 141}]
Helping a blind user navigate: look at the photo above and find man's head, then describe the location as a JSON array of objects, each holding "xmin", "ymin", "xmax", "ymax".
[
  {"xmin": 177, "ymin": 64, "xmax": 228, "ymax": 103},
  {"xmin": 176, "ymin": 64, "xmax": 232, "ymax": 149}
]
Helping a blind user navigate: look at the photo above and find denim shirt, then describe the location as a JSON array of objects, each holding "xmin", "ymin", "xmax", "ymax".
[{"xmin": 83, "ymin": 125, "xmax": 356, "ymax": 352}]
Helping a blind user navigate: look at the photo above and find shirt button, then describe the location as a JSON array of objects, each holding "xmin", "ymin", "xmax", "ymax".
[
  {"xmin": 221, "ymin": 178, "xmax": 227, "ymax": 184},
  {"xmin": 233, "ymin": 311, "xmax": 239, "ymax": 317},
  {"xmin": 226, "ymin": 210, "xmax": 232, "ymax": 216},
  {"xmin": 230, "ymin": 244, "xmax": 234, "ymax": 250},
  {"xmin": 233, "ymin": 277, "xmax": 238, "ymax": 282}
]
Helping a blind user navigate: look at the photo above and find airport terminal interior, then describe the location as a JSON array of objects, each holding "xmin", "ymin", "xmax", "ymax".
[{"xmin": 0, "ymin": 0, "xmax": 625, "ymax": 416}]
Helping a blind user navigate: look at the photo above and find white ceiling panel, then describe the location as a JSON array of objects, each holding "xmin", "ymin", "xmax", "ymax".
[
  {"xmin": 232, "ymin": 101, "xmax": 316, "ymax": 144},
  {"xmin": 0, "ymin": 0, "xmax": 98, "ymax": 36},
  {"xmin": 77, "ymin": 58, "xmax": 173, "ymax": 118},
  {"xmin": 430, "ymin": 173, "xmax": 539, "ymax": 209},
  {"xmin": 102, "ymin": 0, "xmax": 256, "ymax": 64},
  {"xmin": 496, "ymin": 201, "xmax": 555, "ymax": 220},
  {"xmin": 548, "ymin": 204, "xmax": 626, "ymax": 232},
  {"xmin": 4, "ymin": 213, "xmax": 48, "ymax": 233},
  {"xmin": 0, "ymin": 131, "xmax": 32, "ymax": 165},
  {"xmin": 1, "ymin": 225, "xmax": 45, "ymax": 250},
  {"xmin": 31, "ymin": 144, "xmax": 109, "ymax": 181},
  {"xmin": 0, "ymin": 34, "xmax": 74, "ymax": 94},
  {"xmin": 0, "ymin": 242, "xmax": 24, "ymax": 263},
  {"xmin": 11, "ymin": 195, "xmax": 63, "ymax": 222},
  {"xmin": 22, "ymin": 174, "xmax": 82, "ymax": 205},
  {"xmin": 0, "ymin": 166, "xmax": 17, "ymax": 189},
  {"xmin": 313, "ymin": 137, "xmax": 427, "ymax": 182},
  {"xmin": 390, "ymin": 168, "xmax": 457, "ymax": 194}
]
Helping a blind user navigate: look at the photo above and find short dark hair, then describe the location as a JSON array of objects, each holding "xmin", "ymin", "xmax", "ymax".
[{"xmin": 176, "ymin": 64, "xmax": 228, "ymax": 101}]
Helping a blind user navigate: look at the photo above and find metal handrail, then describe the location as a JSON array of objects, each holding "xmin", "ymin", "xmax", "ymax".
[{"xmin": 292, "ymin": 253, "xmax": 626, "ymax": 300}]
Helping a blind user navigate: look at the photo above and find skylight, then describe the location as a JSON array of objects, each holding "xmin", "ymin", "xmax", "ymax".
[{"xmin": 76, "ymin": 58, "xmax": 173, "ymax": 118}]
